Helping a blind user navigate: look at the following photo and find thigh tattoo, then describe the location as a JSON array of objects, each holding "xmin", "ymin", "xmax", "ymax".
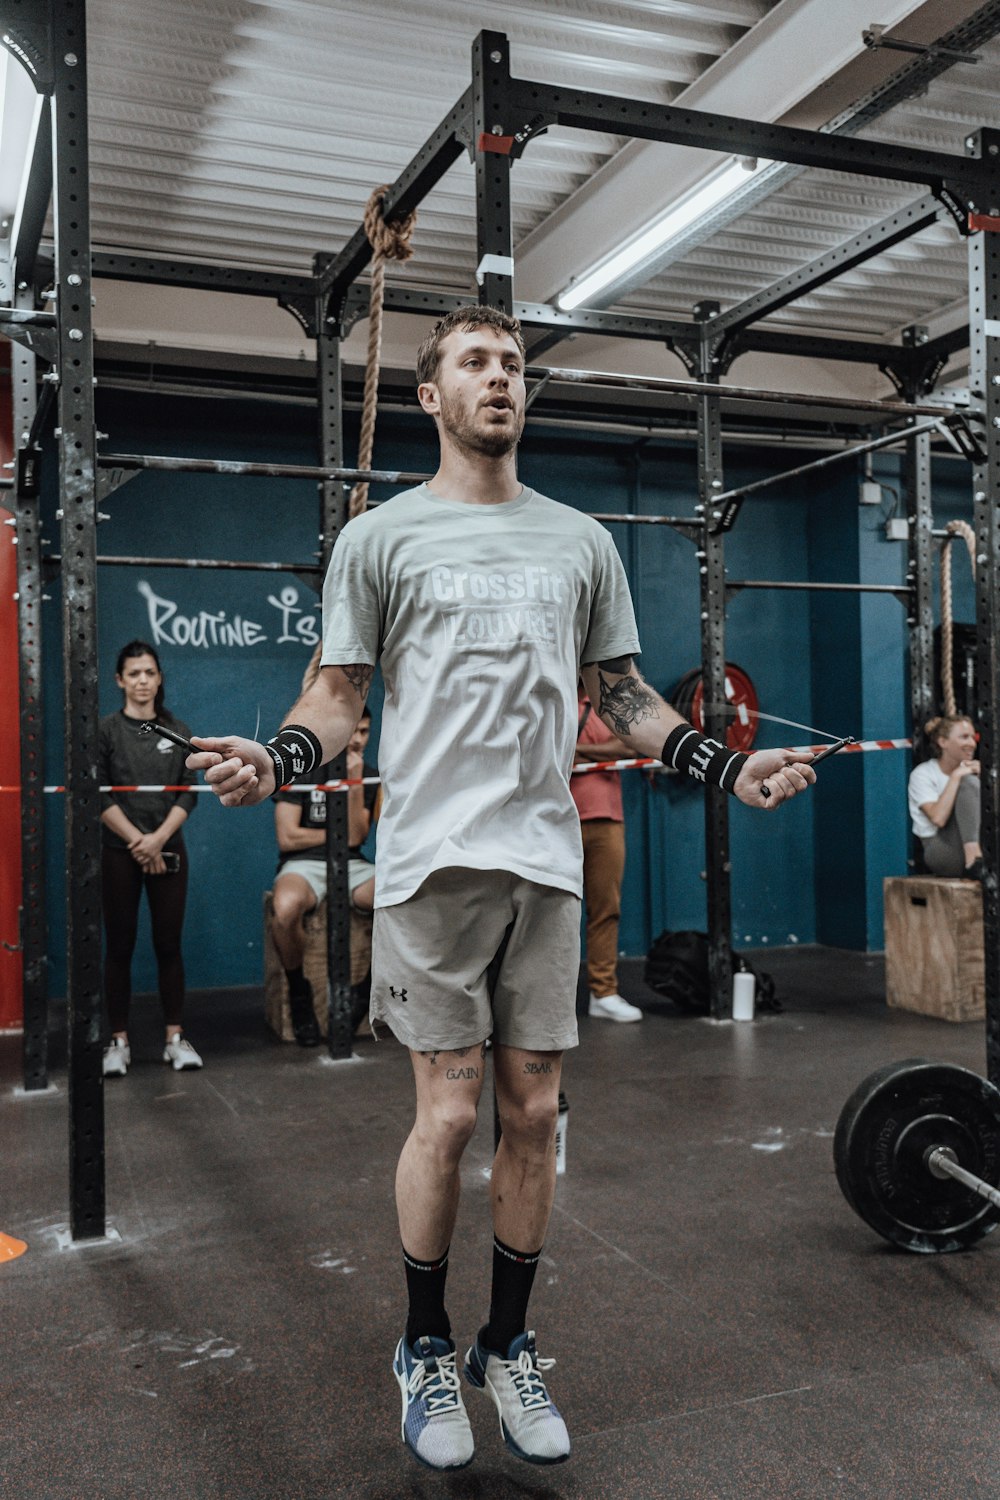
[{"xmin": 421, "ymin": 1042, "xmax": 488, "ymax": 1081}]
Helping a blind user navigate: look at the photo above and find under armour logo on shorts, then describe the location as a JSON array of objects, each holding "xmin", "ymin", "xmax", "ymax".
[{"xmin": 389, "ymin": 985, "xmax": 408, "ymax": 1003}]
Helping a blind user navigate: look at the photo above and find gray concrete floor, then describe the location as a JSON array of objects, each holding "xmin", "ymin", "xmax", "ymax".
[{"xmin": 4, "ymin": 948, "xmax": 1000, "ymax": 1500}]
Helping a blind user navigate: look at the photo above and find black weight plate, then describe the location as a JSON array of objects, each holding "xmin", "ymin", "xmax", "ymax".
[
  {"xmin": 834, "ymin": 1058, "xmax": 1000, "ymax": 1254},
  {"xmin": 669, "ymin": 668, "xmax": 700, "ymax": 712}
]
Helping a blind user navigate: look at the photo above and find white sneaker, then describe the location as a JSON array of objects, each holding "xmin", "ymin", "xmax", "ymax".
[
  {"xmin": 163, "ymin": 1035, "xmax": 203, "ymax": 1070},
  {"xmin": 102, "ymin": 1038, "xmax": 131, "ymax": 1076},
  {"xmin": 393, "ymin": 1335, "xmax": 475, "ymax": 1471},
  {"xmin": 464, "ymin": 1328, "xmax": 570, "ymax": 1465},
  {"xmin": 588, "ymin": 992, "xmax": 643, "ymax": 1022}
]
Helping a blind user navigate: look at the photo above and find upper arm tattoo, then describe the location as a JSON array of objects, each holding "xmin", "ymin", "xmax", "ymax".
[
  {"xmin": 597, "ymin": 664, "xmax": 659, "ymax": 738},
  {"xmin": 340, "ymin": 663, "xmax": 374, "ymax": 700}
]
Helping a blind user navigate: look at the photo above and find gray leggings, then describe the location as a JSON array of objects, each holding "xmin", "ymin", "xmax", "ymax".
[{"xmin": 921, "ymin": 774, "xmax": 980, "ymax": 876}]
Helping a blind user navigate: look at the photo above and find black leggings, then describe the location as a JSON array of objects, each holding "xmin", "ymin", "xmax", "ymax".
[{"xmin": 102, "ymin": 846, "xmax": 188, "ymax": 1031}]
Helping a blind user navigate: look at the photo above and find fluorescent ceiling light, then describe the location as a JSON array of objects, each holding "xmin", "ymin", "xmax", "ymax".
[
  {"xmin": 1, "ymin": 44, "xmax": 44, "ymax": 239},
  {"xmin": 557, "ymin": 156, "xmax": 772, "ymax": 312},
  {"xmin": 0, "ymin": 47, "xmax": 8, "ymax": 159},
  {"xmin": 8, "ymin": 89, "xmax": 44, "ymax": 243}
]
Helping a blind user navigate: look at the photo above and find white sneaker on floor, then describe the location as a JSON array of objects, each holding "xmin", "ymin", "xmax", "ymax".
[
  {"xmin": 163, "ymin": 1035, "xmax": 203, "ymax": 1070},
  {"xmin": 102, "ymin": 1038, "xmax": 131, "ymax": 1076},
  {"xmin": 588, "ymin": 992, "xmax": 643, "ymax": 1022}
]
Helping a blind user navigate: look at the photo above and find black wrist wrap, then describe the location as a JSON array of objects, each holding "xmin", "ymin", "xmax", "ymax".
[
  {"xmin": 265, "ymin": 724, "xmax": 323, "ymax": 793},
  {"xmin": 662, "ymin": 724, "xmax": 749, "ymax": 795}
]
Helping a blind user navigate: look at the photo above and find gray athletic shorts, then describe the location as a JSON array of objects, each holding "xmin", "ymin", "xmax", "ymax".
[
  {"xmin": 370, "ymin": 867, "xmax": 581, "ymax": 1054},
  {"xmin": 274, "ymin": 856, "xmax": 374, "ymax": 904}
]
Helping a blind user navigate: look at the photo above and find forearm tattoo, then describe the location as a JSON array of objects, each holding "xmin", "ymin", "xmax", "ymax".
[
  {"xmin": 596, "ymin": 659, "xmax": 659, "ymax": 739},
  {"xmin": 341, "ymin": 663, "xmax": 373, "ymax": 699}
]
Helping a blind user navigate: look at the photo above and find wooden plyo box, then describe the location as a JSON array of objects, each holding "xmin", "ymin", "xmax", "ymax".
[
  {"xmin": 883, "ymin": 876, "xmax": 984, "ymax": 1023},
  {"xmin": 263, "ymin": 892, "xmax": 373, "ymax": 1042}
]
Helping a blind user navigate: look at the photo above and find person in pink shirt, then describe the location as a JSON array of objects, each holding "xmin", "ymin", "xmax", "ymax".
[{"xmin": 571, "ymin": 684, "xmax": 643, "ymax": 1022}]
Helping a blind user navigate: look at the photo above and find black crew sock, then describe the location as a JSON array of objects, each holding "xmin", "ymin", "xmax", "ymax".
[
  {"xmin": 403, "ymin": 1245, "xmax": 451, "ymax": 1347},
  {"xmin": 285, "ymin": 966, "xmax": 307, "ymax": 997},
  {"xmin": 484, "ymin": 1236, "xmax": 542, "ymax": 1354}
]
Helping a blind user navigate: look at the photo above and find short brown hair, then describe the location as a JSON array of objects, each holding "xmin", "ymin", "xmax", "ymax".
[{"xmin": 416, "ymin": 305, "xmax": 525, "ymax": 386}]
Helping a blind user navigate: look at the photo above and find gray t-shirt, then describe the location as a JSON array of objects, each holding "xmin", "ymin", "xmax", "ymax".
[{"xmin": 321, "ymin": 483, "xmax": 640, "ymax": 907}]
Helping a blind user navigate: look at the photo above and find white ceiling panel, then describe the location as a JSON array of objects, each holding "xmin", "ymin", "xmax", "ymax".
[
  {"xmin": 8, "ymin": 0, "xmax": 1000, "ymax": 369},
  {"xmin": 612, "ymin": 24, "xmax": 1000, "ymax": 340},
  {"xmin": 76, "ymin": 0, "xmax": 766, "ymax": 275}
]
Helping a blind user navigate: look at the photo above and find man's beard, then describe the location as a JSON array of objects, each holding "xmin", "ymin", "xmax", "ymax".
[{"xmin": 439, "ymin": 389, "xmax": 524, "ymax": 458}]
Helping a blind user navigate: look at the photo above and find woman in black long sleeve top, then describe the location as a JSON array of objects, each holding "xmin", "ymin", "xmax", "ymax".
[{"xmin": 100, "ymin": 640, "xmax": 202, "ymax": 1076}]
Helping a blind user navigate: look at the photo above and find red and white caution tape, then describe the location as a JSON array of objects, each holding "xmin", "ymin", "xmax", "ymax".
[
  {"xmin": 25, "ymin": 777, "xmax": 382, "ymax": 793},
  {"xmin": 570, "ymin": 739, "xmax": 912, "ymax": 775},
  {"xmin": 571, "ymin": 757, "xmax": 662, "ymax": 775},
  {"xmin": 0, "ymin": 739, "xmax": 915, "ymax": 795}
]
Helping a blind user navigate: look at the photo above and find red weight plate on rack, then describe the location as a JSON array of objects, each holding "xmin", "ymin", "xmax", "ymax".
[{"xmin": 690, "ymin": 664, "xmax": 758, "ymax": 753}]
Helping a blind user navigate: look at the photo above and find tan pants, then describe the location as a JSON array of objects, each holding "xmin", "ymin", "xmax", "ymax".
[{"xmin": 581, "ymin": 819, "xmax": 625, "ymax": 997}]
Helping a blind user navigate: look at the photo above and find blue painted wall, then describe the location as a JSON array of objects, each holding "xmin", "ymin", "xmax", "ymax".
[
  {"xmin": 855, "ymin": 452, "xmax": 974, "ymax": 951},
  {"xmin": 37, "ymin": 389, "xmax": 976, "ymax": 997}
]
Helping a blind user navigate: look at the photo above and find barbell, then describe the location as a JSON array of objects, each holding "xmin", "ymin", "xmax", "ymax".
[{"xmin": 834, "ymin": 1058, "xmax": 1000, "ymax": 1254}]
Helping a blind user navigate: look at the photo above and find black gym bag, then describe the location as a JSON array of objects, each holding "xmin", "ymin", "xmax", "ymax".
[{"xmin": 642, "ymin": 929, "xmax": 780, "ymax": 1015}]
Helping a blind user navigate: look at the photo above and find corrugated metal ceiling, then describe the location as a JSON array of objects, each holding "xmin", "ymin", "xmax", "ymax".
[
  {"xmin": 53, "ymin": 0, "xmax": 1000, "ymax": 347},
  {"xmin": 621, "ymin": 37, "xmax": 1000, "ymax": 338},
  {"xmin": 84, "ymin": 0, "xmax": 770, "ymax": 272}
]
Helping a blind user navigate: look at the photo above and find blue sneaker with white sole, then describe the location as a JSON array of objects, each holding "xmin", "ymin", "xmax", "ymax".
[
  {"xmin": 392, "ymin": 1334, "xmax": 474, "ymax": 1471},
  {"xmin": 464, "ymin": 1327, "xmax": 570, "ymax": 1465}
]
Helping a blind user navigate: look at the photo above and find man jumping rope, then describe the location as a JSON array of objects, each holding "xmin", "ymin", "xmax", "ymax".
[{"xmin": 188, "ymin": 306, "xmax": 816, "ymax": 1472}]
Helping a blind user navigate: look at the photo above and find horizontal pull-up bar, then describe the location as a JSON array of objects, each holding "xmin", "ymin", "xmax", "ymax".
[
  {"xmin": 727, "ymin": 580, "xmax": 912, "ymax": 601},
  {"xmin": 711, "ymin": 419, "xmax": 945, "ymax": 511},
  {"xmin": 527, "ymin": 366, "xmax": 952, "ymax": 420},
  {"xmin": 96, "ymin": 453, "xmax": 432, "ymax": 484},
  {"xmin": 519, "ymin": 76, "xmax": 976, "ymax": 195},
  {"xmin": 587, "ymin": 512, "xmax": 695, "ymax": 529},
  {"xmin": 45, "ymin": 553, "xmax": 322, "ymax": 574}
]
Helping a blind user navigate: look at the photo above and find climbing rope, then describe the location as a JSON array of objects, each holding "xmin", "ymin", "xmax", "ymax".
[
  {"xmin": 939, "ymin": 519, "xmax": 976, "ymax": 717},
  {"xmin": 349, "ymin": 184, "xmax": 417, "ymax": 519},
  {"xmin": 300, "ymin": 188, "xmax": 417, "ymax": 696}
]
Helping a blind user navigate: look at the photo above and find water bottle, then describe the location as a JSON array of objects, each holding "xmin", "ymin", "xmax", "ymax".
[
  {"xmin": 555, "ymin": 1091, "xmax": 569, "ymax": 1175},
  {"xmin": 732, "ymin": 966, "xmax": 755, "ymax": 1022}
]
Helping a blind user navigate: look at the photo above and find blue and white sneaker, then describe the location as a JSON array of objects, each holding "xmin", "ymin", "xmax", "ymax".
[
  {"xmin": 464, "ymin": 1328, "xmax": 570, "ymax": 1465},
  {"xmin": 392, "ymin": 1334, "xmax": 474, "ymax": 1471}
]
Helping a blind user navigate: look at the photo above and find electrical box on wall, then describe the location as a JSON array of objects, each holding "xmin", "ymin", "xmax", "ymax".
[
  {"xmin": 885, "ymin": 518, "xmax": 909, "ymax": 542},
  {"xmin": 860, "ymin": 480, "xmax": 883, "ymax": 506}
]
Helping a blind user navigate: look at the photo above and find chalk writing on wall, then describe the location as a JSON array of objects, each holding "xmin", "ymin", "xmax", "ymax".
[{"xmin": 138, "ymin": 580, "xmax": 321, "ymax": 649}]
